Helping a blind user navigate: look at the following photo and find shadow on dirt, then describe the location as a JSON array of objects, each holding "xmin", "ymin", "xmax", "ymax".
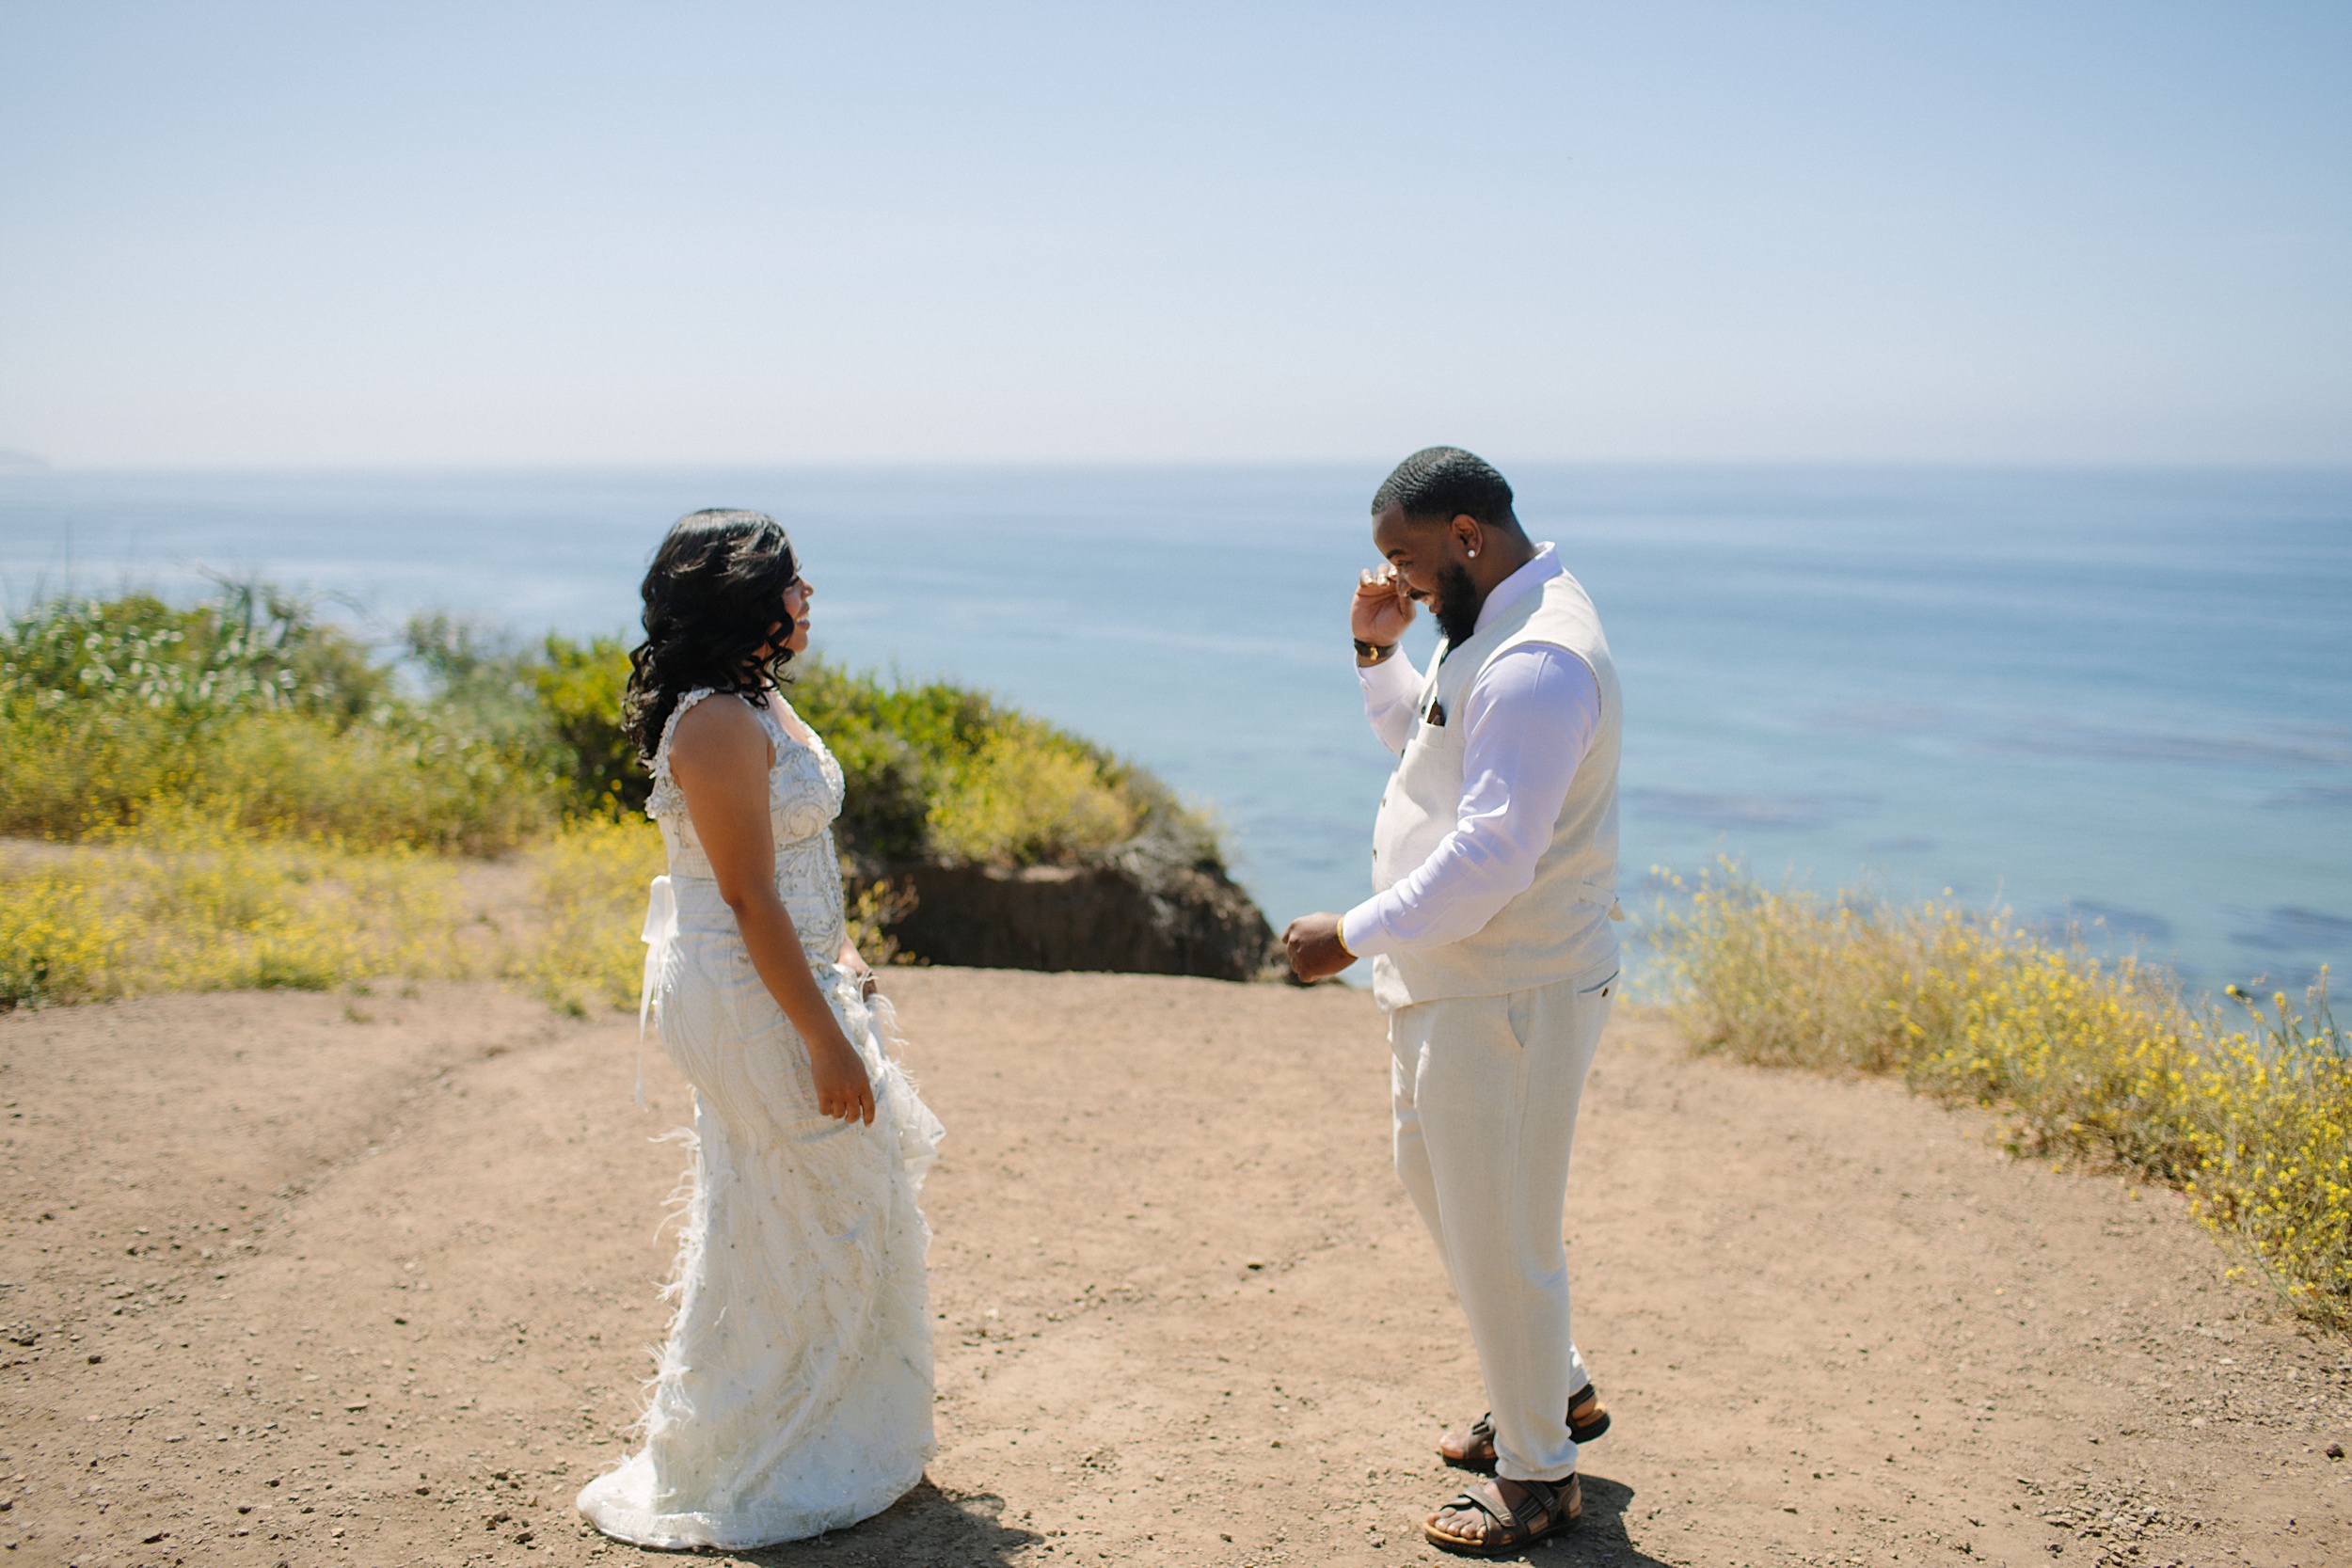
[
  {"xmin": 1530, "ymin": 1472, "xmax": 1678, "ymax": 1564},
  {"xmin": 617, "ymin": 1473, "xmax": 1673, "ymax": 1564},
  {"xmin": 727, "ymin": 1481, "xmax": 1040, "ymax": 1566}
]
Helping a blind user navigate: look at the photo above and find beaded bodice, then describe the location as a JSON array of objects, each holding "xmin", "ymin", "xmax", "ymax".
[{"xmin": 646, "ymin": 687, "xmax": 849, "ymax": 958}]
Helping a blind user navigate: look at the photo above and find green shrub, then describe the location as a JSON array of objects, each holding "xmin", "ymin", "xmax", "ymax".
[
  {"xmin": 532, "ymin": 633, "xmax": 647, "ymax": 813},
  {"xmin": 0, "ymin": 580, "xmax": 392, "ymax": 723},
  {"xmin": 787, "ymin": 657, "xmax": 1216, "ymax": 871},
  {"xmin": 787, "ymin": 660, "xmax": 996, "ymax": 864},
  {"xmin": 4, "ymin": 587, "xmax": 1232, "ymax": 1014},
  {"xmin": 927, "ymin": 721, "xmax": 1141, "ymax": 863},
  {"xmin": 206, "ymin": 710, "xmax": 557, "ymax": 852},
  {"xmin": 0, "ymin": 688, "xmax": 559, "ymax": 852},
  {"xmin": 0, "ymin": 588, "xmax": 612, "ymax": 850},
  {"xmin": 0, "ymin": 694, "xmax": 191, "ymax": 834}
]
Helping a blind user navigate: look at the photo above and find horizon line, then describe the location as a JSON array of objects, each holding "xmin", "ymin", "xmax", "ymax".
[{"xmin": 8, "ymin": 454, "xmax": 2352, "ymax": 479}]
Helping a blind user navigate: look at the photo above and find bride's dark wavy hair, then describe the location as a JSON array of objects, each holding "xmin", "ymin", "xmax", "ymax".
[{"xmin": 623, "ymin": 509, "xmax": 801, "ymax": 762}]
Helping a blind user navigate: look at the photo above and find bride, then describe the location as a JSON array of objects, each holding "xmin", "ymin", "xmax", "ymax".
[{"xmin": 577, "ymin": 509, "xmax": 944, "ymax": 1550}]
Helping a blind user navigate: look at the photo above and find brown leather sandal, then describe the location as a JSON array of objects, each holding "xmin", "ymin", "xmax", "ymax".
[
  {"xmin": 1438, "ymin": 1382, "xmax": 1610, "ymax": 1472},
  {"xmin": 1422, "ymin": 1473, "xmax": 1581, "ymax": 1557}
]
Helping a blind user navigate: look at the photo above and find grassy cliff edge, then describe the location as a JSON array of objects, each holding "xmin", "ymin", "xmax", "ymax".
[
  {"xmin": 1656, "ymin": 864, "xmax": 2348, "ymax": 1331},
  {"xmin": 0, "ymin": 585, "xmax": 1240, "ymax": 1008}
]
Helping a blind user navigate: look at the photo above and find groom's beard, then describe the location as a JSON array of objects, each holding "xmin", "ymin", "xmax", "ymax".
[{"xmin": 1432, "ymin": 562, "xmax": 1482, "ymax": 647}]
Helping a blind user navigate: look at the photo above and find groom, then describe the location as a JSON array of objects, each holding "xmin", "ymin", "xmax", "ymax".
[{"xmin": 1284, "ymin": 447, "xmax": 1623, "ymax": 1556}]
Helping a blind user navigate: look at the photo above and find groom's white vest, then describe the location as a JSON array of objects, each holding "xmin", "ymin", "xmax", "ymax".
[{"xmin": 1369, "ymin": 567, "xmax": 1623, "ymax": 1011}]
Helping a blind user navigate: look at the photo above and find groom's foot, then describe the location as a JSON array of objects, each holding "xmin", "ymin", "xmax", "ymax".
[
  {"xmin": 1423, "ymin": 1473, "xmax": 1581, "ymax": 1556},
  {"xmin": 1437, "ymin": 1384, "xmax": 1610, "ymax": 1472}
]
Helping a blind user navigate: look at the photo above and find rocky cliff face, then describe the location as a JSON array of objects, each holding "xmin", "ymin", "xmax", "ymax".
[{"xmin": 869, "ymin": 837, "xmax": 1281, "ymax": 982}]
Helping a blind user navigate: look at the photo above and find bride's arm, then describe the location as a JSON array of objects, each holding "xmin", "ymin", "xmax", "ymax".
[{"xmin": 668, "ymin": 696, "xmax": 875, "ymax": 1126}]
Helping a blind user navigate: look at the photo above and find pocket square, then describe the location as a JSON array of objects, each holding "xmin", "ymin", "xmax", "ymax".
[{"xmin": 1423, "ymin": 700, "xmax": 1446, "ymax": 727}]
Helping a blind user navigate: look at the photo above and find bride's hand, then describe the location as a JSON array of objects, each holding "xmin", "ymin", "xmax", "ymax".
[
  {"xmin": 1352, "ymin": 562, "xmax": 1415, "ymax": 647},
  {"xmin": 811, "ymin": 1037, "xmax": 876, "ymax": 1124},
  {"xmin": 838, "ymin": 939, "xmax": 880, "ymax": 1002}
]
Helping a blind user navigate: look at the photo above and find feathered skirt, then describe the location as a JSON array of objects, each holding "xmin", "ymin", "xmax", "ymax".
[{"xmin": 577, "ymin": 879, "xmax": 945, "ymax": 1550}]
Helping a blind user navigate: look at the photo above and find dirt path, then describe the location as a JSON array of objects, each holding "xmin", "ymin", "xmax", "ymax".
[{"xmin": 1, "ymin": 971, "xmax": 2344, "ymax": 1568}]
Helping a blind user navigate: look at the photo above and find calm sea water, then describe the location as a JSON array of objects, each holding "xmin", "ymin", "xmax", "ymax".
[{"xmin": 5, "ymin": 465, "xmax": 2348, "ymax": 996}]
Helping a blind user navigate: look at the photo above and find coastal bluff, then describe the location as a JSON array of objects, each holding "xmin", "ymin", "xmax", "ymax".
[
  {"xmin": 874, "ymin": 841, "xmax": 1282, "ymax": 981},
  {"xmin": 793, "ymin": 657, "xmax": 1287, "ymax": 983}
]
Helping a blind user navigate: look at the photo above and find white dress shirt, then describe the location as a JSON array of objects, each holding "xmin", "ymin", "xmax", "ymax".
[{"xmin": 1340, "ymin": 544, "xmax": 1601, "ymax": 958}]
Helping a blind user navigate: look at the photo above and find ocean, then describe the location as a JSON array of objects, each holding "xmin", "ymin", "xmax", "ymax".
[{"xmin": 5, "ymin": 464, "xmax": 2348, "ymax": 997}]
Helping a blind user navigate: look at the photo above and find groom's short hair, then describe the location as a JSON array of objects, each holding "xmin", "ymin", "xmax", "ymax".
[{"xmin": 1373, "ymin": 447, "xmax": 1519, "ymax": 531}]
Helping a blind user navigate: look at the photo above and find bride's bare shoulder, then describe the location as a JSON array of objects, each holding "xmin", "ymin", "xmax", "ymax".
[{"xmin": 668, "ymin": 691, "xmax": 770, "ymax": 768}]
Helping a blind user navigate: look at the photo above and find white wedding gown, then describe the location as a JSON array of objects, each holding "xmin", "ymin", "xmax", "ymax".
[{"xmin": 578, "ymin": 687, "xmax": 945, "ymax": 1550}]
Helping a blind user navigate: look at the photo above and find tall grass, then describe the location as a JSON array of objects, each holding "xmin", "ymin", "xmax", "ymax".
[
  {"xmin": 1655, "ymin": 866, "xmax": 2350, "ymax": 1330},
  {"xmin": 516, "ymin": 815, "xmax": 669, "ymax": 1016},
  {"xmin": 0, "ymin": 809, "xmax": 469, "ymax": 1007}
]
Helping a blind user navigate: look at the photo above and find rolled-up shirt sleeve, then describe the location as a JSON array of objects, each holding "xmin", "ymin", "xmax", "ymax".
[{"xmin": 1340, "ymin": 643, "xmax": 1600, "ymax": 957}]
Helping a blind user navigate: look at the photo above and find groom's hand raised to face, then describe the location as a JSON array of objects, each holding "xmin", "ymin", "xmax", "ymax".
[{"xmin": 1353, "ymin": 563, "xmax": 1416, "ymax": 650}]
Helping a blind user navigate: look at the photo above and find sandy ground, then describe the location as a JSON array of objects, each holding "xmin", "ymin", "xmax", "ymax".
[{"xmin": 1, "ymin": 970, "xmax": 2345, "ymax": 1568}]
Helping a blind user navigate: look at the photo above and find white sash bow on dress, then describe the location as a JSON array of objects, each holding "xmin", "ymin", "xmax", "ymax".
[{"xmin": 637, "ymin": 874, "xmax": 678, "ymax": 1110}]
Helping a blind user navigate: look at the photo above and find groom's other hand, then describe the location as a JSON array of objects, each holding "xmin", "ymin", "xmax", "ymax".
[
  {"xmin": 1352, "ymin": 562, "xmax": 1416, "ymax": 654},
  {"xmin": 1283, "ymin": 911, "xmax": 1355, "ymax": 983}
]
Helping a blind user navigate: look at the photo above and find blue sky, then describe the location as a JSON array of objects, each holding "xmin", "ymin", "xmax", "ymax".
[{"xmin": 1, "ymin": 1, "xmax": 2346, "ymax": 467}]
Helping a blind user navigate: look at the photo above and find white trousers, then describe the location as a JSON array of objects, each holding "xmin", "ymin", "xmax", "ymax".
[{"xmin": 1389, "ymin": 961, "xmax": 1615, "ymax": 1483}]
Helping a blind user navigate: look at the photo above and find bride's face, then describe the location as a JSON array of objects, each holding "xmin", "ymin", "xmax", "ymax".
[
  {"xmin": 752, "ymin": 576, "xmax": 815, "ymax": 663},
  {"xmin": 778, "ymin": 576, "xmax": 814, "ymax": 654}
]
